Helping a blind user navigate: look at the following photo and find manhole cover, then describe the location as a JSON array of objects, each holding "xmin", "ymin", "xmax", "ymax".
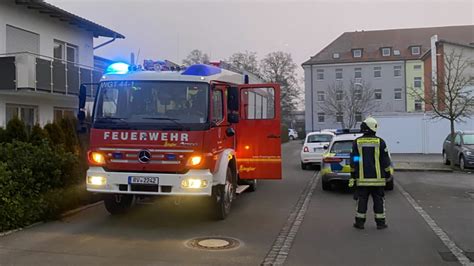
[{"xmin": 186, "ymin": 237, "xmax": 240, "ymax": 251}]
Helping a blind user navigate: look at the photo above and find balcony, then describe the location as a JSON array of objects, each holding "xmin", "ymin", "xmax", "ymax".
[{"xmin": 0, "ymin": 52, "xmax": 102, "ymax": 97}]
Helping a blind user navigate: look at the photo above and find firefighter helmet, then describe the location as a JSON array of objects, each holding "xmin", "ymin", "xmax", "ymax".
[{"xmin": 361, "ymin": 117, "xmax": 378, "ymax": 133}]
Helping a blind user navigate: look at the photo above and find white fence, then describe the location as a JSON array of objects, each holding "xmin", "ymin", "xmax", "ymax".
[{"xmin": 374, "ymin": 113, "xmax": 474, "ymax": 154}]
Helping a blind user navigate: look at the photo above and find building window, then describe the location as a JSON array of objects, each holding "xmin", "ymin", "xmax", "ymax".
[
  {"xmin": 53, "ymin": 40, "xmax": 64, "ymax": 60},
  {"xmin": 317, "ymin": 112, "xmax": 325, "ymax": 123},
  {"xmin": 381, "ymin": 47, "xmax": 391, "ymax": 57},
  {"xmin": 354, "ymin": 68, "xmax": 362, "ymax": 79},
  {"xmin": 413, "ymin": 65, "xmax": 422, "ymax": 70},
  {"xmin": 316, "ymin": 69, "xmax": 324, "ymax": 80},
  {"xmin": 355, "ymin": 89, "xmax": 362, "ymax": 100},
  {"xmin": 53, "ymin": 108, "xmax": 75, "ymax": 122},
  {"xmin": 54, "ymin": 40, "xmax": 78, "ymax": 63},
  {"xmin": 393, "ymin": 49, "xmax": 401, "ymax": 56},
  {"xmin": 394, "ymin": 88, "xmax": 402, "ymax": 100},
  {"xmin": 374, "ymin": 89, "xmax": 382, "ymax": 100},
  {"xmin": 333, "ymin": 53, "xmax": 340, "ymax": 59},
  {"xmin": 336, "ymin": 90, "xmax": 344, "ymax": 101},
  {"xmin": 352, "ymin": 49, "xmax": 362, "ymax": 58},
  {"xmin": 5, "ymin": 104, "xmax": 38, "ymax": 130},
  {"xmin": 335, "ymin": 69, "xmax": 343, "ymax": 80},
  {"xmin": 414, "ymin": 100, "xmax": 423, "ymax": 112},
  {"xmin": 411, "ymin": 46, "xmax": 421, "ymax": 55},
  {"xmin": 317, "ymin": 91, "xmax": 325, "ymax": 101},
  {"xmin": 394, "ymin": 66, "xmax": 401, "ymax": 77},
  {"xmin": 414, "ymin": 77, "xmax": 422, "ymax": 88},
  {"xmin": 336, "ymin": 113, "xmax": 343, "ymax": 123},
  {"xmin": 374, "ymin": 66, "xmax": 381, "ymax": 78},
  {"xmin": 355, "ymin": 112, "xmax": 362, "ymax": 122}
]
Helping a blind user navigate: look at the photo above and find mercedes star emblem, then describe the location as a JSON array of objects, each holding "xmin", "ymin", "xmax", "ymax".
[{"xmin": 138, "ymin": 150, "xmax": 152, "ymax": 163}]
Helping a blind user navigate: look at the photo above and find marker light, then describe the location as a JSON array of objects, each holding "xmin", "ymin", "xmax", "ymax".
[
  {"xmin": 88, "ymin": 151, "xmax": 106, "ymax": 165},
  {"xmin": 187, "ymin": 155, "xmax": 203, "ymax": 166},
  {"xmin": 353, "ymin": 156, "xmax": 360, "ymax": 163},
  {"xmin": 181, "ymin": 178, "xmax": 208, "ymax": 189},
  {"xmin": 87, "ymin": 176, "xmax": 107, "ymax": 186},
  {"xmin": 105, "ymin": 62, "xmax": 130, "ymax": 74},
  {"xmin": 182, "ymin": 64, "xmax": 222, "ymax": 76}
]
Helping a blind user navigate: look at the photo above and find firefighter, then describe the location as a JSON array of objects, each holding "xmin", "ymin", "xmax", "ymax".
[{"xmin": 349, "ymin": 117, "xmax": 392, "ymax": 230}]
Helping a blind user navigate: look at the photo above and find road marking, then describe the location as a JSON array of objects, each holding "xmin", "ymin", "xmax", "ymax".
[
  {"xmin": 261, "ymin": 171, "xmax": 320, "ymax": 265},
  {"xmin": 396, "ymin": 181, "xmax": 473, "ymax": 266}
]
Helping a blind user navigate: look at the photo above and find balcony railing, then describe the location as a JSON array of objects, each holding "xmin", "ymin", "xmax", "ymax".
[{"xmin": 0, "ymin": 52, "xmax": 103, "ymax": 97}]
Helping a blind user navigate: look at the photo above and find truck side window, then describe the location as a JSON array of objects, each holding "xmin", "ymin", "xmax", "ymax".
[
  {"xmin": 212, "ymin": 89, "xmax": 224, "ymax": 123},
  {"xmin": 241, "ymin": 87, "xmax": 275, "ymax": 120}
]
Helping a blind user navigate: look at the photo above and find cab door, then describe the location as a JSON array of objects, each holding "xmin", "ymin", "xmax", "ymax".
[{"xmin": 235, "ymin": 84, "xmax": 282, "ymax": 179}]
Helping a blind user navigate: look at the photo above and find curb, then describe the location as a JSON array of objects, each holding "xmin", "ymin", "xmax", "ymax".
[
  {"xmin": 60, "ymin": 200, "xmax": 104, "ymax": 219},
  {"xmin": 0, "ymin": 221, "xmax": 43, "ymax": 238},
  {"xmin": 395, "ymin": 168, "xmax": 453, "ymax": 173}
]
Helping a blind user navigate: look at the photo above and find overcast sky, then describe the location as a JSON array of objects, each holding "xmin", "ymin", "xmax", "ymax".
[{"xmin": 48, "ymin": 0, "xmax": 473, "ymax": 78}]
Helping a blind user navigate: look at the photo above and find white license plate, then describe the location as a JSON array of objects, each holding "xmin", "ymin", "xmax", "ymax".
[
  {"xmin": 314, "ymin": 148, "xmax": 322, "ymax": 152},
  {"xmin": 128, "ymin": 176, "xmax": 159, "ymax": 185}
]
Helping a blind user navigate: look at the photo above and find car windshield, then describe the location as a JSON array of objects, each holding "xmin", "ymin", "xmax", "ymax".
[
  {"xmin": 307, "ymin": 134, "xmax": 333, "ymax": 143},
  {"xmin": 94, "ymin": 81, "xmax": 209, "ymax": 129},
  {"xmin": 330, "ymin": 141, "xmax": 353, "ymax": 154},
  {"xmin": 463, "ymin": 134, "xmax": 474, "ymax": 145}
]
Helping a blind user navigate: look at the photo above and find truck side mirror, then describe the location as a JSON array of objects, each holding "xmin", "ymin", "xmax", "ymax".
[
  {"xmin": 228, "ymin": 86, "xmax": 239, "ymax": 111},
  {"xmin": 228, "ymin": 112, "xmax": 239, "ymax": 124},
  {"xmin": 226, "ymin": 127, "xmax": 235, "ymax": 137}
]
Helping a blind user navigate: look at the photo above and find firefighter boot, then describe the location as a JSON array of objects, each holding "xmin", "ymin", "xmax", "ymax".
[
  {"xmin": 376, "ymin": 219, "xmax": 388, "ymax": 230},
  {"xmin": 353, "ymin": 217, "xmax": 365, "ymax": 229}
]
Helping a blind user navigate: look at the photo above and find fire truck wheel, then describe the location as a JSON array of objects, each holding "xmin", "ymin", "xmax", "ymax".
[
  {"xmin": 212, "ymin": 167, "xmax": 234, "ymax": 220},
  {"xmin": 103, "ymin": 194, "xmax": 134, "ymax": 215},
  {"xmin": 247, "ymin": 179, "xmax": 257, "ymax": 192}
]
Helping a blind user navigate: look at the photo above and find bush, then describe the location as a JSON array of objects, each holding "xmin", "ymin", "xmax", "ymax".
[
  {"xmin": 280, "ymin": 124, "xmax": 289, "ymax": 143},
  {"xmin": 29, "ymin": 124, "xmax": 48, "ymax": 145},
  {"xmin": 5, "ymin": 117, "xmax": 27, "ymax": 142},
  {"xmin": 59, "ymin": 118, "xmax": 79, "ymax": 154},
  {"xmin": 44, "ymin": 122, "xmax": 65, "ymax": 147},
  {"xmin": 0, "ymin": 127, "xmax": 5, "ymax": 143}
]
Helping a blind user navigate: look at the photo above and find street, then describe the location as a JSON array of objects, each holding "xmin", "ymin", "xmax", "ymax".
[{"xmin": 0, "ymin": 142, "xmax": 473, "ymax": 265}]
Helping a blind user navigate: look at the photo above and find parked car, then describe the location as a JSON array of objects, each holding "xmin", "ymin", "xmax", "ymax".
[
  {"xmin": 442, "ymin": 131, "xmax": 474, "ymax": 170},
  {"xmin": 300, "ymin": 131, "xmax": 335, "ymax": 169},
  {"xmin": 320, "ymin": 131, "xmax": 394, "ymax": 191},
  {"xmin": 288, "ymin": 128, "xmax": 299, "ymax": 140}
]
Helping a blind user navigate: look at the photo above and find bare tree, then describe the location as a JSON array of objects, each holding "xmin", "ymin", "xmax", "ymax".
[
  {"xmin": 227, "ymin": 51, "xmax": 260, "ymax": 75},
  {"xmin": 321, "ymin": 79, "xmax": 378, "ymax": 128},
  {"xmin": 411, "ymin": 48, "xmax": 474, "ymax": 168},
  {"xmin": 260, "ymin": 51, "xmax": 301, "ymax": 124},
  {"xmin": 182, "ymin": 49, "xmax": 210, "ymax": 66}
]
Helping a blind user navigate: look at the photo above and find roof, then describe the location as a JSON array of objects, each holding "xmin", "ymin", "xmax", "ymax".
[
  {"xmin": 302, "ymin": 25, "xmax": 474, "ymax": 66},
  {"xmin": 332, "ymin": 133, "xmax": 363, "ymax": 142},
  {"xmin": 307, "ymin": 131, "xmax": 335, "ymax": 136},
  {"xmin": 420, "ymin": 39, "xmax": 474, "ymax": 60},
  {"xmin": 14, "ymin": 0, "xmax": 125, "ymax": 38}
]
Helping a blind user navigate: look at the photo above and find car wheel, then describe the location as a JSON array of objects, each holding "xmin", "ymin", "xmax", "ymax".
[
  {"xmin": 460, "ymin": 155, "xmax": 466, "ymax": 171},
  {"xmin": 289, "ymin": 136, "xmax": 295, "ymax": 140},
  {"xmin": 103, "ymin": 194, "xmax": 134, "ymax": 215},
  {"xmin": 212, "ymin": 167, "xmax": 235, "ymax": 220},
  {"xmin": 322, "ymin": 180, "xmax": 331, "ymax": 191},
  {"xmin": 385, "ymin": 180, "xmax": 394, "ymax": 191},
  {"xmin": 247, "ymin": 179, "xmax": 257, "ymax": 192},
  {"xmin": 443, "ymin": 151, "xmax": 450, "ymax": 165},
  {"xmin": 301, "ymin": 162, "xmax": 308, "ymax": 170}
]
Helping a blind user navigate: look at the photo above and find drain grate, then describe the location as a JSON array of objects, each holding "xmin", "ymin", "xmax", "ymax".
[{"xmin": 186, "ymin": 237, "xmax": 240, "ymax": 251}]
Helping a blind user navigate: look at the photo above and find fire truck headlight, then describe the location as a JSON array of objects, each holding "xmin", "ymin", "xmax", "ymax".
[
  {"xmin": 187, "ymin": 155, "xmax": 203, "ymax": 166},
  {"xmin": 87, "ymin": 176, "xmax": 107, "ymax": 186},
  {"xmin": 89, "ymin": 151, "xmax": 106, "ymax": 165},
  {"xmin": 181, "ymin": 178, "xmax": 208, "ymax": 189}
]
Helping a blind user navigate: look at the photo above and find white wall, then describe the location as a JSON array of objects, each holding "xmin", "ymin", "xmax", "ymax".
[
  {"xmin": 374, "ymin": 113, "xmax": 474, "ymax": 154},
  {"xmin": 0, "ymin": 1, "xmax": 94, "ymax": 67}
]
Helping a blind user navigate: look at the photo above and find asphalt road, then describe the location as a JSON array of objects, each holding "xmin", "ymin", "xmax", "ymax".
[{"xmin": 0, "ymin": 142, "xmax": 473, "ymax": 265}]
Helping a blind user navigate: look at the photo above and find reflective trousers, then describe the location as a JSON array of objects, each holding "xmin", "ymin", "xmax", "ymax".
[{"xmin": 355, "ymin": 186, "xmax": 386, "ymax": 225}]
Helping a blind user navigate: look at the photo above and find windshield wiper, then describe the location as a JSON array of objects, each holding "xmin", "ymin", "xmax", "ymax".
[{"xmin": 140, "ymin": 117, "xmax": 186, "ymax": 130}]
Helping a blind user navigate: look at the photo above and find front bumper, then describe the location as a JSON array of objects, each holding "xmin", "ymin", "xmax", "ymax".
[{"xmin": 86, "ymin": 167, "xmax": 213, "ymax": 196}]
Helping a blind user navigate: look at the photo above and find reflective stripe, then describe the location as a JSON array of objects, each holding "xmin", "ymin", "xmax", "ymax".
[
  {"xmin": 356, "ymin": 212, "xmax": 366, "ymax": 218},
  {"xmin": 375, "ymin": 213, "xmax": 386, "ymax": 219},
  {"xmin": 357, "ymin": 180, "xmax": 386, "ymax": 186}
]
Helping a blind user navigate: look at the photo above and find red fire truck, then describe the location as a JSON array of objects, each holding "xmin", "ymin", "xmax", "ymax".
[{"xmin": 78, "ymin": 63, "xmax": 282, "ymax": 219}]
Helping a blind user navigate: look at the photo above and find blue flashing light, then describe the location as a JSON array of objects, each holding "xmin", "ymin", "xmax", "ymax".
[
  {"xmin": 353, "ymin": 156, "xmax": 360, "ymax": 163},
  {"xmin": 182, "ymin": 64, "xmax": 222, "ymax": 76},
  {"xmin": 106, "ymin": 62, "xmax": 130, "ymax": 74}
]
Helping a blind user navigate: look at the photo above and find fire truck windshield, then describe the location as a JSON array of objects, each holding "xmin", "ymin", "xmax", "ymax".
[{"xmin": 93, "ymin": 81, "xmax": 209, "ymax": 130}]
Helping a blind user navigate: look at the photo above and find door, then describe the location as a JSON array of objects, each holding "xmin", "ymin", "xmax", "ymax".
[{"xmin": 235, "ymin": 84, "xmax": 282, "ymax": 179}]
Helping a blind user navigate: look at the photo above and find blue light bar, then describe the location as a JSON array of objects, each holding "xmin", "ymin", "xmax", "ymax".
[
  {"xmin": 182, "ymin": 64, "xmax": 221, "ymax": 76},
  {"xmin": 106, "ymin": 62, "xmax": 130, "ymax": 74}
]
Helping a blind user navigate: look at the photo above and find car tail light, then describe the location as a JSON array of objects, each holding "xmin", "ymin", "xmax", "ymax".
[
  {"xmin": 303, "ymin": 146, "xmax": 309, "ymax": 152},
  {"xmin": 323, "ymin": 157, "xmax": 343, "ymax": 163}
]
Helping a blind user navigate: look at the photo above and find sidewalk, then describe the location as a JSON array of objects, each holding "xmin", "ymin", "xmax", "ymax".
[{"xmin": 391, "ymin": 153, "xmax": 452, "ymax": 172}]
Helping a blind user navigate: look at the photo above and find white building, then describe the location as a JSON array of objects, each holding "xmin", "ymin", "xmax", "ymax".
[{"xmin": 0, "ymin": 0, "xmax": 124, "ymax": 129}]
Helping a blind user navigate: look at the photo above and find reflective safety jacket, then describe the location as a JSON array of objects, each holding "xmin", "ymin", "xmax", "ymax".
[{"xmin": 350, "ymin": 134, "xmax": 392, "ymax": 186}]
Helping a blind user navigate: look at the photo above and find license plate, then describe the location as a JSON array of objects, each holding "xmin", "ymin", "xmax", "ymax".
[
  {"xmin": 128, "ymin": 176, "xmax": 159, "ymax": 185},
  {"xmin": 314, "ymin": 147, "xmax": 322, "ymax": 152}
]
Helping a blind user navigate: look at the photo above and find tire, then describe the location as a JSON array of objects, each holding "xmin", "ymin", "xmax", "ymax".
[
  {"xmin": 443, "ymin": 151, "xmax": 450, "ymax": 165},
  {"xmin": 322, "ymin": 180, "xmax": 331, "ymax": 191},
  {"xmin": 385, "ymin": 180, "xmax": 394, "ymax": 191},
  {"xmin": 460, "ymin": 155, "xmax": 466, "ymax": 171},
  {"xmin": 212, "ymin": 167, "xmax": 235, "ymax": 220},
  {"xmin": 289, "ymin": 136, "xmax": 295, "ymax": 141},
  {"xmin": 247, "ymin": 179, "xmax": 257, "ymax": 192},
  {"xmin": 301, "ymin": 162, "xmax": 308, "ymax": 170},
  {"xmin": 103, "ymin": 194, "xmax": 134, "ymax": 215}
]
